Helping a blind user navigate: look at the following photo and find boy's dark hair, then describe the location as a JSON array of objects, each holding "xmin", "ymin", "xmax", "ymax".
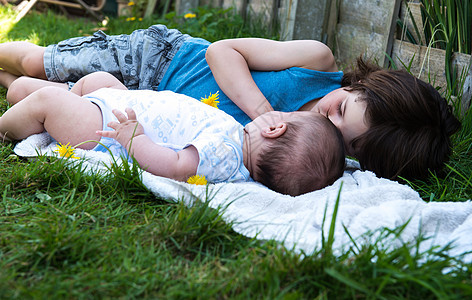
[
  {"xmin": 342, "ymin": 57, "xmax": 461, "ymax": 180},
  {"xmin": 256, "ymin": 113, "xmax": 345, "ymax": 196}
]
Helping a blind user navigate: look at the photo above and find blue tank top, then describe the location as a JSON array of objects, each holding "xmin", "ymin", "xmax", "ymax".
[{"xmin": 158, "ymin": 38, "xmax": 343, "ymax": 125}]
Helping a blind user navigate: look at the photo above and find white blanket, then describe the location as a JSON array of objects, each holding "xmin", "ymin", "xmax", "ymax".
[{"xmin": 14, "ymin": 133, "xmax": 472, "ymax": 263}]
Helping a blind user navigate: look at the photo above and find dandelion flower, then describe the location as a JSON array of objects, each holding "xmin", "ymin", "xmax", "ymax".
[
  {"xmin": 126, "ymin": 17, "xmax": 136, "ymax": 21},
  {"xmin": 54, "ymin": 142, "xmax": 80, "ymax": 159},
  {"xmin": 184, "ymin": 13, "xmax": 196, "ymax": 19},
  {"xmin": 127, "ymin": 1, "xmax": 135, "ymax": 6},
  {"xmin": 200, "ymin": 91, "xmax": 219, "ymax": 108},
  {"xmin": 187, "ymin": 175, "xmax": 207, "ymax": 185}
]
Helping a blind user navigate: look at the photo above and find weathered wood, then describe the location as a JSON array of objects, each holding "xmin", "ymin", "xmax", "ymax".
[
  {"xmin": 383, "ymin": 0, "xmax": 402, "ymax": 67},
  {"xmin": 392, "ymin": 39, "xmax": 447, "ymax": 87},
  {"xmin": 321, "ymin": 0, "xmax": 339, "ymax": 48},
  {"xmin": 338, "ymin": 1, "xmax": 396, "ymax": 33},
  {"xmin": 175, "ymin": 0, "xmax": 199, "ymax": 15},
  {"xmin": 335, "ymin": 0, "xmax": 401, "ymax": 66},
  {"xmin": 38, "ymin": 0, "xmax": 83, "ymax": 9},
  {"xmin": 14, "ymin": 0, "xmax": 38, "ymax": 22},
  {"xmin": 144, "ymin": 0, "xmax": 159, "ymax": 17},
  {"xmin": 270, "ymin": 0, "xmax": 278, "ymax": 34},
  {"xmin": 336, "ymin": 24, "xmax": 389, "ymax": 66},
  {"xmin": 279, "ymin": 0, "xmax": 298, "ymax": 40},
  {"xmin": 247, "ymin": 0, "xmax": 271, "ymax": 24},
  {"xmin": 461, "ymin": 56, "xmax": 472, "ymax": 113},
  {"xmin": 398, "ymin": 1, "xmax": 425, "ymax": 45},
  {"xmin": 392, "ymin": 39, "xmax": 472, "ymax": 94},
  {"xmin": 290, "ymin": 0, "xmax": 327, "ymax": 41},
  {"xmin": 73, "ymin": 0, "xmax": 104, "ymax": 20}
]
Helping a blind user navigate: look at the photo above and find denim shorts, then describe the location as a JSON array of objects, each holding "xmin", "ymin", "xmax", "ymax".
[{"xmin": 44, "ymin": 25, "xmax": 190, "ymax": 90}]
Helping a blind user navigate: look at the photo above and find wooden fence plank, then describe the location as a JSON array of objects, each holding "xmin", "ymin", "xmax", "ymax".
[
  {"xmin": 398, "ymin": 1, "xmax": 425, "ymax": 45},
  {"xmin": 392, "ymin": 39, "xmax": 446, "ymax": 87},
  {"xmin": 335, "ymin": 0, "xmax": 401, "ymax": 66},
  {"xmin": 279, "ymin": 0, "xmax": 298, "ymax": 40},
  {"xmin": 462, "ymin": 56, "xmax": 472, "ymax": 113}
]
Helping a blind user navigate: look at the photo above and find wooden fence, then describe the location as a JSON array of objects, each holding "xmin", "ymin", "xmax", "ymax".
[
  {"xmin": 178, "ymin": 0, "xmax": 401, "ymax": 66},
  {"xmin": 176, "ymin": 0, "xmax": 471, "ymax": 108}
]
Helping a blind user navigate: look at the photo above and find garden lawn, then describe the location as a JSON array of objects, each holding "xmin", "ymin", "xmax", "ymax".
[{"xmin": 0, "ymin": 5, "xmax": 471, "ymax": 299}]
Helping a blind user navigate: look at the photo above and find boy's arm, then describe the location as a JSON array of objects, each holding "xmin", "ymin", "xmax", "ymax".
[
  {"xmin": 96, "ymin": 108, "xmax": 199, "ymax": 181},
  {"xmin": 205, "ymin": 38, "xmax": 338, "ymax": 120}
]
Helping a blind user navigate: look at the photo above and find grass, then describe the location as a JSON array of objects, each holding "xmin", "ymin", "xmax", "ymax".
[{"xmin": 0, "ymin": 5, "xmax": 471, "ymax": 298}]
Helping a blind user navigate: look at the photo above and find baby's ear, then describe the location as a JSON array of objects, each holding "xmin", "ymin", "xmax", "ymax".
[{"xmin": 261, "ymin": 122, "xmax": 287, "ymax": 139}]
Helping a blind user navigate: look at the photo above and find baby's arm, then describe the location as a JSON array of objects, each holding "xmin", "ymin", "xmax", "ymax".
[
  {"xmin": 205, "ymin": 38, "xmax": 338, "ymax": 120},
  {"xmin": 96, "ymin": 107, "xmax": 199, "ymax": 181}
]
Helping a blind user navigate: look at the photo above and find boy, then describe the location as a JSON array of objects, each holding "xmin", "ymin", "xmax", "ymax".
[{"xmin": 0, "ymin": 72, "xmax": 345, "ymax": 196}]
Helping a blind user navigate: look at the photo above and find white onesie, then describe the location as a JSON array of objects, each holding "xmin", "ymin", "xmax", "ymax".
[{"xmin": 83, "ymin": 88, "xmax": 251, "ymax": 183}]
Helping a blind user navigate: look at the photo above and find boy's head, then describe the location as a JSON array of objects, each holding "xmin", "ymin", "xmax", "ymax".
[
  {"xmin": 243, "ymin": 111, "xmax": 345, "ymax": 196},
  {"xmin": 341, "ymin": 57, "xmax": 461, "ymax": 181}
]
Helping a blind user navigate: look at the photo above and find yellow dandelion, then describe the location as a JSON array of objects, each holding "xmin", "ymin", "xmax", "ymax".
[
  {"xmin": 54, "ymin": 142, "xmax": 80, "ymax": 159},
  {"xmin": 187, "ymin": 175, "xmax": 208, "ymax": 185},
  {"xmin": 200, "ymin": 91, "xmax": 219, "ymax": 108},
  {"xmin": 126, "ymin": 17, "xmax": 136, "ymax": 21},
  {"xmin": 184, "ymin": 13, "xmax": 196, "ymax": 19},
  {"xmin": 138, "ymin": 17, "xmax": 143, "ymax": 21},
  {"xmin": 127, "ymin": 1, "xmax": 135, "ymax": 6}
]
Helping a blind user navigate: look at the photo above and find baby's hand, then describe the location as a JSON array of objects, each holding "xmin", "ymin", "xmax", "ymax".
[{"xmin": 96, "ymin": 107, "xmax": 145, "ymax": 149}]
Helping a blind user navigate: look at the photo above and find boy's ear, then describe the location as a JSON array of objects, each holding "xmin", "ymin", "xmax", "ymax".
[{"xmin": 261, "ymin": 122, "xmax": 287, "ymax": 139}]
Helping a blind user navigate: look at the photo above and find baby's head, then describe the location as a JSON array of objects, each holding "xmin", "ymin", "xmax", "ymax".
[{"xmin": 244, "ymin": 111, "xmax": 345, "ymax": 196}]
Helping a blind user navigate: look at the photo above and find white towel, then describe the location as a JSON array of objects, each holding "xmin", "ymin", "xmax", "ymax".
[{"xmin": 14, "ymin": 133, "xmax": 472, "ymax": 262}]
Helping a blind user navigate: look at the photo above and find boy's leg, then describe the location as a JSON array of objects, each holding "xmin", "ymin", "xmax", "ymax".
[
  {"xmin": 4, "ymin": 71, "xmax": 126, "ymax": 106},
  {"xmin": 1, "ymin": 25, "xmax": 188, "ymax": 90},
  {"xmin": 6, "ymin": 76, "xmax": 68, "ymax": 105},
  {"xmin": 0, "ymin": 42, "xmax": 46, "ymax": 78},
  {"xmin": 0, "ymin": 86, "xmax": 102, "ymax": 149},
  {"xmin": 45, "ymin": 26, "xmax": 189, "ymax": 90}
]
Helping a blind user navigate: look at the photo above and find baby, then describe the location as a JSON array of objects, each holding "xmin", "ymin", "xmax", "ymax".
[{"xmin": 0, "ymin": 72, "xmax": 345, "ymax": 196}]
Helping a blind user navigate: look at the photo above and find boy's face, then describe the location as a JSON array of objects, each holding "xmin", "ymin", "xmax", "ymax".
[{"xmin": 312, "ymin": 88, "xmax": 368, "ymax": 155}]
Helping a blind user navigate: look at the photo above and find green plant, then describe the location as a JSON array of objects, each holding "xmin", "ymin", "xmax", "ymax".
[
  {"xmin": 398, "ymin": 0, "xmax": 472, "ymax": 96},
  {"xmin": 401, "ymin": 0, "xmax": 472, "ymax": 54},
  {"xmin": 421, "ymin": 0, "xmax": 472, "ymax": 55}
]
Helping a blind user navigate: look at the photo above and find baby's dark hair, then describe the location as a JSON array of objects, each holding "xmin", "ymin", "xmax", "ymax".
[
  {"xmin": 256, "ymin": 113, "xmax": 345, "ymax": 196},
  {"xmin": 342, "ymin": 57, "xmax": 461, "ymax": 180}
]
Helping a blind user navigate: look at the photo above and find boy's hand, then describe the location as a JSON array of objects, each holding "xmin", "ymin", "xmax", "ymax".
[{"xmin": 96, "ymin": 107, "xmax": 145, "ymax": 149}]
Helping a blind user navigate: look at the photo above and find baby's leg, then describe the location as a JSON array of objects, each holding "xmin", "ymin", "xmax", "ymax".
[
  {"xmin": 4, "ymin": 71, "xmax": 124, "ymax": 106},
  {"xmin": 0, "ymin": 86, "xmax": 102, "ymax": 149},
  {"xmin": 6, "ymin": 76, "xmax": 68, "ymax": 105},
  {"xmin": 70, "ymin": 72, "xmax": 127, "ymax": 96},
  {"xmin": 0, "ymin": 70, "xmax": 19, "ymax": 89},
  {"xmin": 0, "ymin": 42, "xmax": 46, "ymax": 78}
]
